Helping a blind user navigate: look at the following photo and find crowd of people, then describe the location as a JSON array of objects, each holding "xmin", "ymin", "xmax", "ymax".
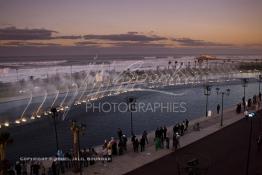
[
  {"xmin": 4, "ymin": 119, "xmax": 192, "ymax": 175},
  {"xmin": 236, "ymin": 92, "xmax": 261, "ymax": 114}
]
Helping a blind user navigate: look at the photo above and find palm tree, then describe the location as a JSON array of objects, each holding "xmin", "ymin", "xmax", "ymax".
[{"xmin": 0, "ymin": 132, "xmax": 13, "ymax": 161}]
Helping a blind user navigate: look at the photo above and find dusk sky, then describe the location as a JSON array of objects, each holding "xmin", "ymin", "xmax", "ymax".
[{"xmin": 0, "ymin": 0, "xmax": 262, "ymax": 56}]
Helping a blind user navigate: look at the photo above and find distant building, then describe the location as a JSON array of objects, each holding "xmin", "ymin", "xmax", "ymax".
[{"xmin": 196, "ymin": 55, "xmax": 218, "ymax": 63}]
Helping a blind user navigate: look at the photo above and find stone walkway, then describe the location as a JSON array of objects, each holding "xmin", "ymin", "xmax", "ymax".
[{"xmin": 65, "ymin": 106, "xmax": 254, "ymax": 175}]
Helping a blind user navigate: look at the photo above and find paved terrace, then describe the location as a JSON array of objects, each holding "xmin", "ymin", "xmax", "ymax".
[
  {"xmin": 65, "ymin": 104, "xmax": 257, "ymax": 175},
  {"xmin": 126, "ymin": 110, "xmax": 262, "ymax": 175}
]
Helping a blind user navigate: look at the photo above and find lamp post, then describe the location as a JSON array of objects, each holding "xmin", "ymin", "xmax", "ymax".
[
  {"xmin": 216, "ymin": 88, "xmax": 230, "ymax": 126},
  {"xmin": 127, "ymin": 97, "xmax": 136, "ymax": 135},
  {"xmin": 242, "ymin": 78, "xmax": 248, "ymax": 110},
  {"xmin": 71, "ymin": 120, "xmax": 86, "ymax": 175},
  {"xmin": 203, "ymin": 84, "xmax": 212, "ymax": 117},
  {"xmin": 258, "ymin": 75, "xmax": 262, "ymax": 94},
  {"xmin": 246, "ymin": 112, "xmax": 255, "ymax": 175},
  {"xmin": 51, "ymin": 107, "xmax": 59, "ymax": 152}
]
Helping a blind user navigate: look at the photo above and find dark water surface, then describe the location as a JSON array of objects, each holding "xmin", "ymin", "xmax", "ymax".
[{"xmin": 0, "ymin": 81, "xmax": 259, "ymax": 162}]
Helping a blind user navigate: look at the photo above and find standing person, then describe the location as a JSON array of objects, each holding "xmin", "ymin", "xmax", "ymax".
[
  {"xmin": 140, "ymin": 137, "xmax": 145, "ymax": 152},
  {"xmin": 173, "ymin": 124, "xmax": 178, "ymax": 135},
  {"xmin": 51, "ymin": 161, "xmax": 57, "ymax": 175},
  {"xmin": 102, "ymin": 145, "xmax": 108, "ymax": 164},
  {"xmin": 253, "ymin": 95, "xmax": 257, "ymax": 104},
  {"xmin": 131, "ymin": 134, "xmax": 136, "ymax": 152},
  {"xmin": 82, "ymin": 148, "xmax": 88, "ymax": 167},
  {"xmin": 236, "ymin": 103, "xmax": 241, "ymax": 113},
  {"xmin": 154, "ymin": 137, "xmax": 161, "ymax": 151},
  {"xmin": 21, "ymin": 162, "xmax": 27, "ymax": 175},
  {"xmin": 159, "ymin": 127, "xmax": 164, "ymax": 148},
  {"xmin": 163, "ymin": 126, "xmax": 167, "ymax": 139},
  {"xmin": 217, "ymin": 104, "xmax": 220, "ymax": 115},
  {"xmin": 107, "ymin": 144, "xmax": 112, "ymax": 162},
  {"xmin": 103, "ymin": 140, "xmax": 108, "ymax": 150},
  {"xmin": 118, "ymin": 140, "xmax": 124, "ymax": 155},
  {"xmin": 117, "ymin": 128, "xmax": 123, "ymax": 140},
  {"xmin": 15, "ymin": 161, "xmax": 22, "ymax": 175},
  {"xmin": 91, "ymin": 148, "xmax": 97, "ymax": 165},
  {"xmin": 180, "ymin": 124, "xmax": 184, "ymax": 136},
  {"xmin": 242, "ymin": 97, "xmax": 246, "ymax": 108},
  {"xmin": 248, "ymin": 99, "xmax": 252, "ymax": 107},
  {"xmin": 142, "ymin": 130, "xmax": 149, "ymax": 144},
  {"xmin": 155, "ymin": 128, "xmax": 160, "ymax": 138},
  {"xmin": 134, "ymin": 139, "xmax": 139, "ymax": 152},
  {"xmin": 173, "ymin": 134, "xmax": 179, "ymax": 151},
  {"xmin": 122, "ymin": 135, "xmax": 127, "ymax": 151},
  {"xmin": 39, "ymin": 162, "xmax": 46, "ymax": 175},
  {"xmin": 166, "ymin": 136, "xmax": 170, "ymax": 149},
  {"xmin": 31, "ymin": 162, "xmax": 40, "ymax": 175},
  {"xmin": 110, "ymin": 137, "xmax": 118, "ymax": 155},
  {"xmin": 185, "ymin": 119, "xmax": 189, "ymax": 131}
]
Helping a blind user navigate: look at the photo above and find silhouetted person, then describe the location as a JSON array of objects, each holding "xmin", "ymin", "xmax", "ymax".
[
  {"xmin": 51, "ymin": 161, "xmax": 57, "ymax": 175},
  {"xmin": 166, "ymin": 137, "xmax": 170, "ymax": 149},
  {"xmin": 142, "ymin": 130, "xmax": 149, "ymax": 144},
  {"xmin": 173, "ymin": 134, "xmax": 179, "ymax": 150},
  {"xmin": 180, "ymin": 124, "xmax": 184, "ymax": 136},
  {"xmin": 15, "ymin": 161, "xmax": 22, "ymax": 175},
  {"xmin": 185, "ymin": 119, "xmax": 189, "ymax": 131},
  {"xmin": 140, "ymin": 137, "xmax": 145, "ymax": 152},
  {"xmin": 134, "ymin": 139, "xmax": 139, "ymax": 152},
  {"xmin": 122, "ymin": 135, "xmax": 127, "ymax": 151},
  {"xmin": 173, "ymin": 124, "xmax": 178, "ymax": 134},
  {"xmin": 248, "ymin": 98, "xmax": 252, "ymax": 107},
  {"xmin": 217, "ymin": 104, "xmax": 220, "ymax": 114},
  {"xmin": 31, "ymin": 162, "xmax": 40, "ymax": 175},
  {"xmin": 117, "ymin": 128, "xmax": 123, "ymax": 140},
  {"xmin": 132, "ymin": 134, "xmax": 136, "ymax": 152},
  {"xmin": 163, "ymin": 126, "xmax": 167, "ymax": 139},
  {"xmin": 242, "ymin": 97, "xmax": 245, "ymax": 107},
  {"xmin": 118, "ymin": 140, "xmax": 124, "ymax": 155},
  {"xmin": 236, "ymin": 103, "xmax": 241, "ymax": 113}
]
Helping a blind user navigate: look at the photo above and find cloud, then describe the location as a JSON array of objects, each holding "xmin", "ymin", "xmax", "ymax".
[
  {"xmin": 3, "ymin": 41, "xmax": 61, "ymax": 47},
  {"xmin": 83, "ymin": 32, "xmax": 166, "ymax": 42},
  {"xmin": 113, "ymin": 41, "xmax": 168, "ymax": 48},
  {"xmin": 173, "ymin": 38, "xmax": 233, "ymax": 47},
  {"xmin": 0, "ymin": 26, "xmax": 82, "ymax": 40},
  {"xmin": 244, "ymin": 43, "xmax": 262, "ymax": 48},
  {"xmin": 75, "ymin": 40, "xmax": 169, "ymax": 48},
  {"xmin": 53, "ymin": 35, "xmax": 82, "ymax": 40},
  {"xmin": 0, "ymin": 27, "xmax": 57, "ymax": 40},
  {"xmin": 75, "ymin": 41, "xmax": 102, "ymax": 46}
]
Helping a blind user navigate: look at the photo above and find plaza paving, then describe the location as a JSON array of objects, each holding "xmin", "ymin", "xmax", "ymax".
[{"xmin": 65, "ymin": 106, "xmax": 257, "ymax": 175}]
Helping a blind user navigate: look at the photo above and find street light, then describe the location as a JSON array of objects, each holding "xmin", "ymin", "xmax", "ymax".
[
  {"xmin": 246, "ymin": 111, "xmax": 255, "ymax": 175},
  {"xmin": 242, "ymin": 78, "xmax": 248, "ymax": 110},
  {"xmin": 216, "ymin": 88, "xmax": 230, "ymax": 126},
  {"xmin": 51, "ymin": 107, "xmax": 59, "ymax": 152},
  {"xmin": 70, "ymin": 120, "xmax": 86, "ymax": 175},
  {"xmin": 258, "ymin": 74, "xmax": 262, "ymax": 94},
  {"xmin": 127, "ymin": 97, "xmax": 136, "ymax": 135},
  {"xmin": 203, "ymin": 84, "xmax": 212, "ymax": 117}
]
